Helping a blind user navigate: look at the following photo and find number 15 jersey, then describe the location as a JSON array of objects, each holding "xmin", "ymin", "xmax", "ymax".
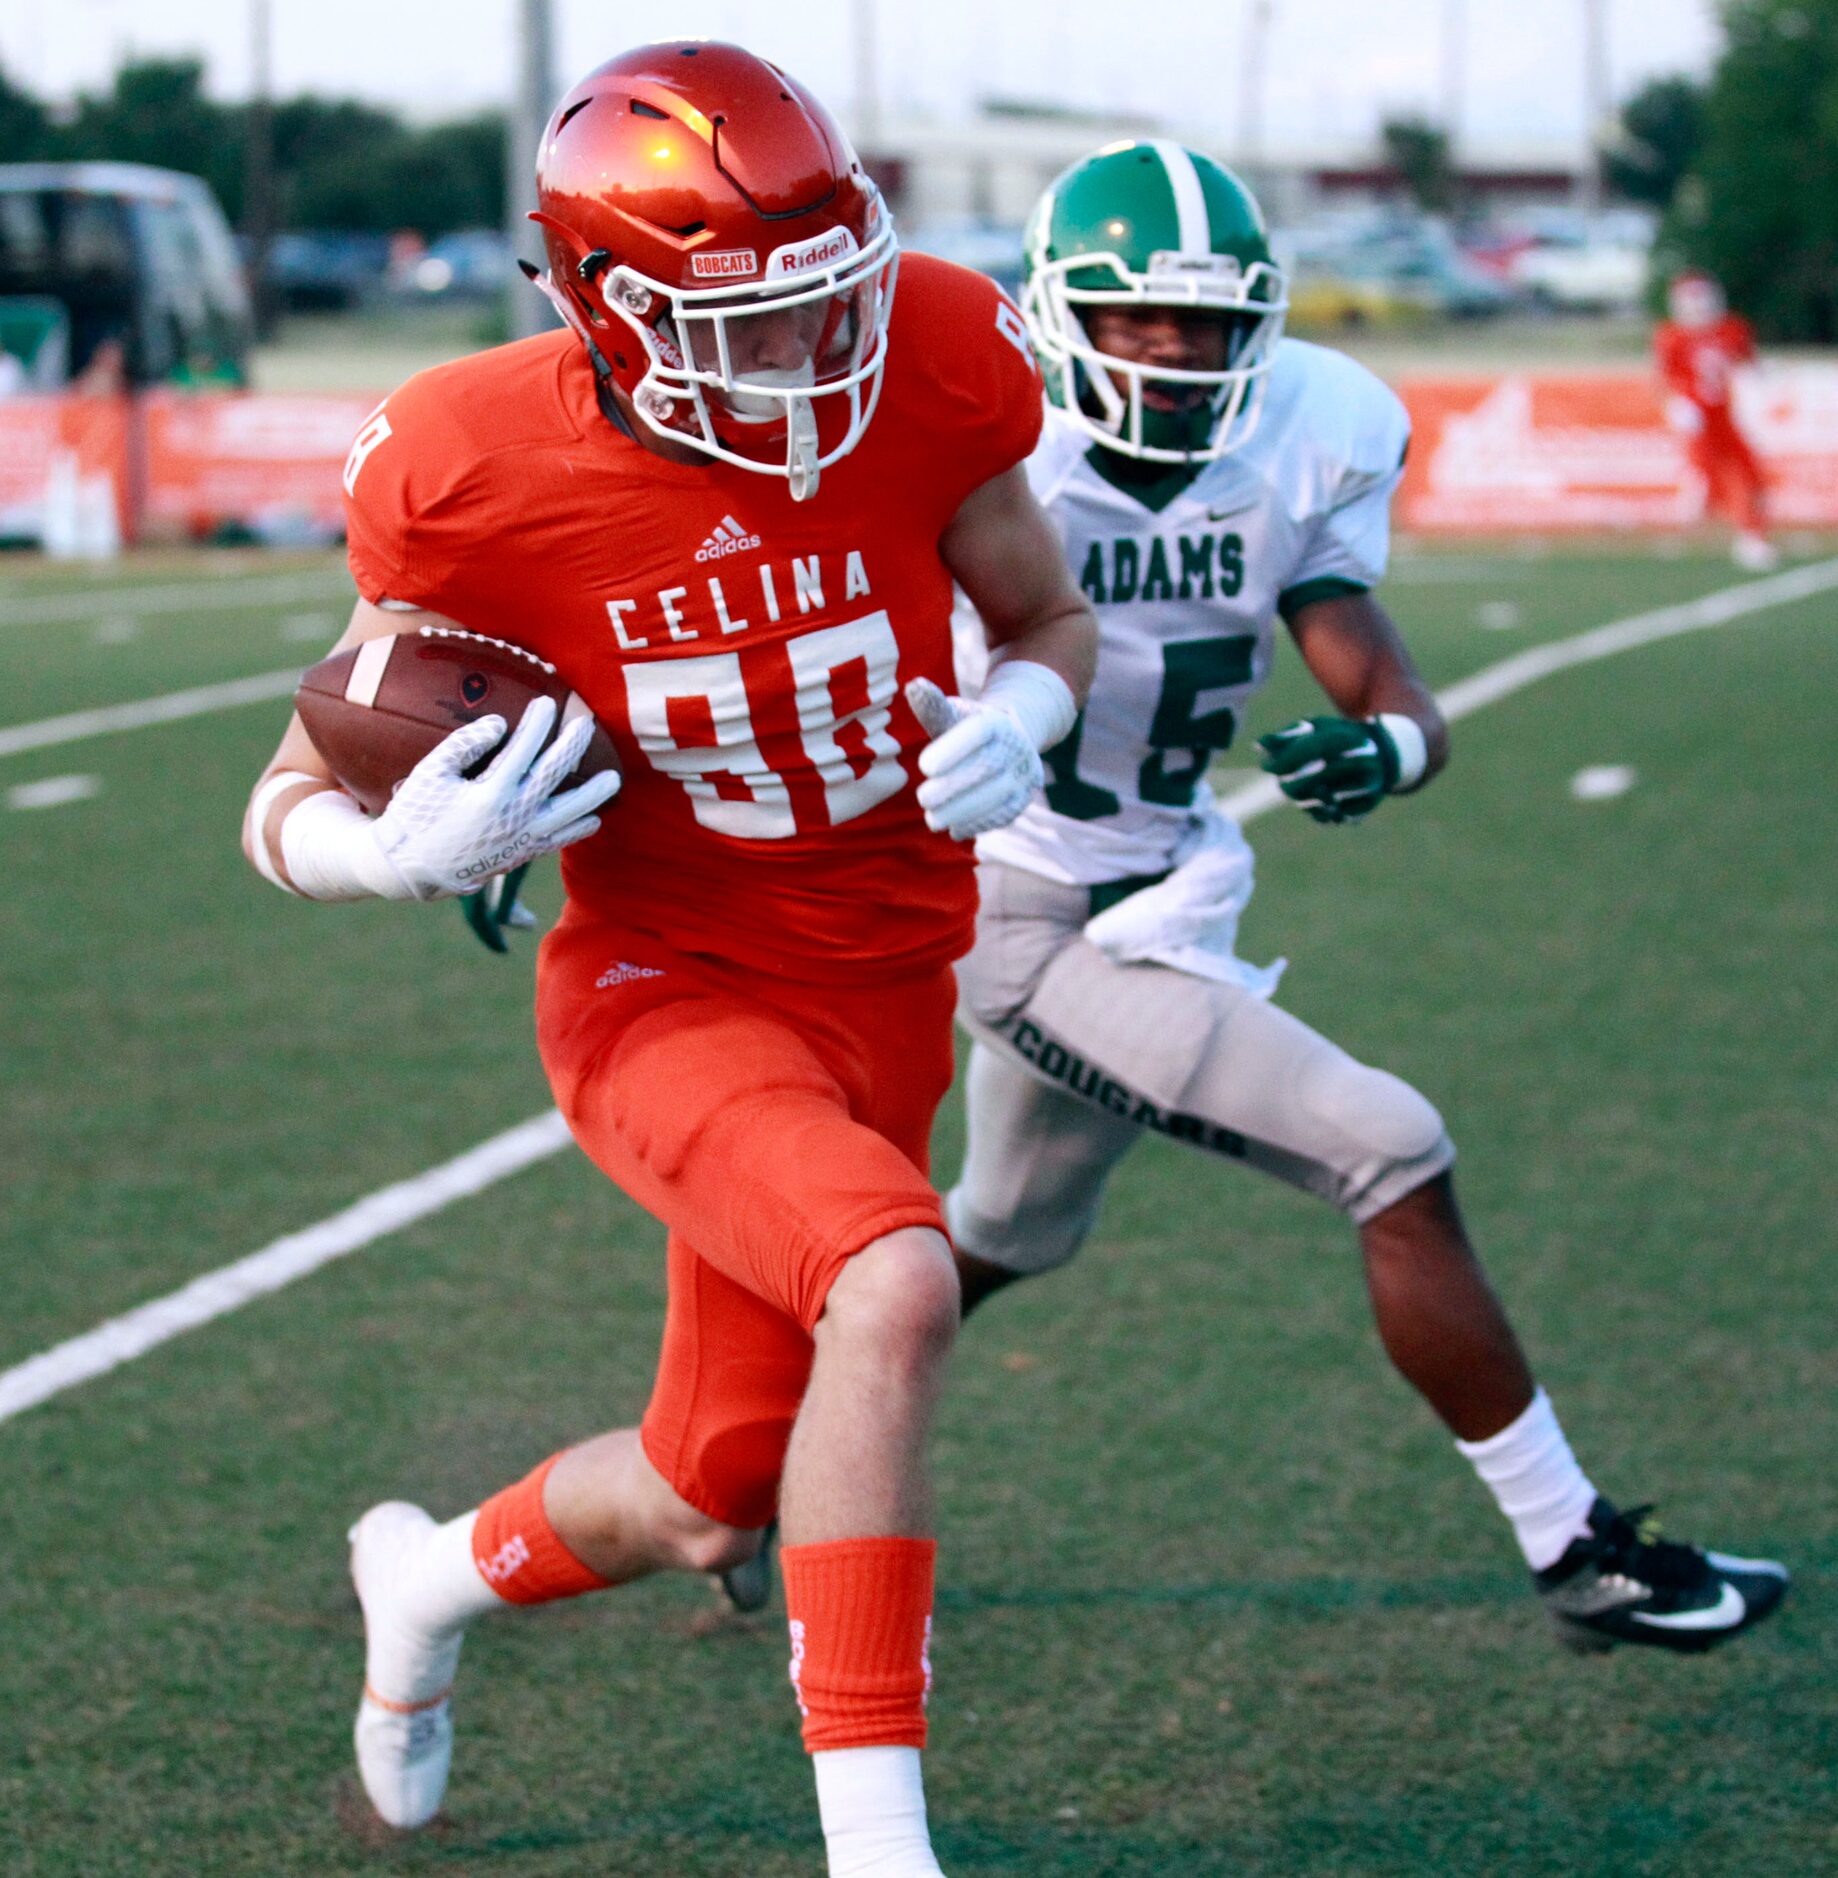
[
  {"xmin": 343, "ymin": 253, "xmax": 1042, "ymax": 983},
  {"xmin": 954, "ymin": 338, "xmax": 1408, "ymax": 885}
]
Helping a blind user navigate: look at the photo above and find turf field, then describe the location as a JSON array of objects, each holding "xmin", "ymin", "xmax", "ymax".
[{"xmin": 2, "ymin": 541, "xmax": 1834, "ymax": 1877}]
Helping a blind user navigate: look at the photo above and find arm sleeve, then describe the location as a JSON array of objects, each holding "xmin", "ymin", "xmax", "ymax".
[
  {"xmin": 908, "ymin": 263, "xmax": 1045, "ymax": 514},
  {"xmin": 341, "ymin": 380, "xmax": 486, "ymax": 613},
  {"xmin": 1278, "ymin": 371, "xmax": 1410, "ymax": 620}
]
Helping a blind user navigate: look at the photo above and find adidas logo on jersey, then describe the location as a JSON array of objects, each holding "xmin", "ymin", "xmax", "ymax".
[
  {"xmin": 695, "ymin": 515, "xmax": 762, "ymax": 563},
  {"xmin": 594, "ymin": 961, "xmax": 666, "ymax": 989}
]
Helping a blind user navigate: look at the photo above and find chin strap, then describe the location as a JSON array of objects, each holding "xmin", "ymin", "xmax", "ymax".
[{"xmin": 787, "ymin": 400, "xmax": 821, "ymax": 502}]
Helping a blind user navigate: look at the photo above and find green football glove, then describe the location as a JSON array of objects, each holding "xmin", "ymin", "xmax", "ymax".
[
  {"xmin": 460, "ymin": 862, "xmax": 537, "ymax": 954},
  {"xmin": 1257, "ymin": 715, "xmax": 1423, "ymax": 825}
]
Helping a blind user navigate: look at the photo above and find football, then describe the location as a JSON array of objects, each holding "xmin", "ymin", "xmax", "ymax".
[{"xmin": 295, "ymin": 626, "xmax": 619, "ymax": 816}]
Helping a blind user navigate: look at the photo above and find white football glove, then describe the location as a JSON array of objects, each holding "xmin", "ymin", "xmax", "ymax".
[
  {"xmin": 279, "ymin": 697, "xmax": 620, "ymax": 902},
  {"xmin": 905, "ymin": 677, "xmax": 1045, "ymax": 842}
]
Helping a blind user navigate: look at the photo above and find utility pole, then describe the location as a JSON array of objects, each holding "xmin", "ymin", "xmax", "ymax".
[
  {"xmin": 244, "ymin": 0, "xmax": 277, "ymax": 337},
  {"xmin": 506, "ymin": 0, "xmax": 557, "ymax": 340},
  {"xmin": 1239, "ymin": 0, "xmax": 1274, "ymax": 182},
  {"xmin": 1579, "ymin": 0, "xmax": 1609, "ymax": 218},
  {"xmin": 1441, "ymin": 0, "xmax": 1464, "ymax": 160},
  {"xmin": 853, "ymin": 0, "xmax": 882, "ymax": 159}
]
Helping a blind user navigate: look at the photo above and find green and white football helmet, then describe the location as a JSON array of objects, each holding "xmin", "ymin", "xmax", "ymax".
[{"xmin": 1022, "ymin": 141, "xmax": 1287, "ymax": 463}]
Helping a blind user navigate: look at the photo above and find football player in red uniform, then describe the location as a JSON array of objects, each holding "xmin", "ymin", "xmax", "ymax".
[
  {"xmin": 240, "ymin": 43, "xmax": 1096, "ymax": 1875},
  {"xmin": 1654, "ymin": 270, "xmax": 1777, "ymax": 571}
]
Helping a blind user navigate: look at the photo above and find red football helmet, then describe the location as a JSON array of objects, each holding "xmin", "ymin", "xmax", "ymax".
[{"xmin": 530, "ymin": 41, "xmax": 899, "ymax": 500}]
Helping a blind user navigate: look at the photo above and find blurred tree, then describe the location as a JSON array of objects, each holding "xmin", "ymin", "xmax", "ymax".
[
  {"xmin": 380, "ymin": 115, "xmax": 506, "ymax": 234},
  {"xmin": 0, "ymin": 62, "xmax": 57, "ymax": 160},
  {"xmin": 269, "ymin": 95, "xmax": 401, "ymax": 226},
  {"xmin": 60, "ymin": 59, "xmax": 244, "ymax": 218},
  {"xmin": 8, "ymin": 58, "xmax": 502, "ymax": 241},
  {"xmin": 1381, "ymin": 116, "xmax": 1455, "ymax": 214},
  {"xmin": 1605, "ymin": 75, "xmax": 1706, "ymax": 208},
  {"xmin": 1669, "ymin": 0, "xmax": 1838, "ymax": 341}
]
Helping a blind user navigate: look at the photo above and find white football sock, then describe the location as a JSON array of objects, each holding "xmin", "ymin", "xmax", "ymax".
[
  {"xmin": 813, "ymin": 1747, "xmax": 944, "ymax": 1878},
  {"xmin": 1455, "ymin": 1387, "xmax": 1599, "ymax": 1572},
  {"xmin": 367, "ymin": 1510, "xmax": 507, "ymax": 1703}
]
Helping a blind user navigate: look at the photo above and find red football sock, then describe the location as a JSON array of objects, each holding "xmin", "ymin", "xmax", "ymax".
[
  {"xmin": 470, "ymin": 1453, "xmax": 610, "ymax": 1605},
  {"xmin": 780, "ymin": 1536, "xmax": 936, "ymax": 1753}
]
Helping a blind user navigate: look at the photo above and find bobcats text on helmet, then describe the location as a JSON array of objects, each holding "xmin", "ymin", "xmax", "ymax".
[{"xmin": 528, "ymin": 41, "xmax": 899, "ymax": 504}]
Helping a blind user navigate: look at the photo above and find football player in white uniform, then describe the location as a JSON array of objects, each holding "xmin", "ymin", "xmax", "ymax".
[{"xmin": 940, "ymin": 142, "xmax": 1787, "ymax": 1654}]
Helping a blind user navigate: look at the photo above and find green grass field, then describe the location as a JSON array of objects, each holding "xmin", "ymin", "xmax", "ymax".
[{"xmin": 2, "ymin": 542, "xmax": 1834, "ymax": 1876}]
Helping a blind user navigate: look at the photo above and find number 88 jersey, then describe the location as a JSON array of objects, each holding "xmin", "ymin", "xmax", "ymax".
[
  {"xmin": 954, "ymin": 339, "xmax": 1410, "ymax": 885},
  {"xmin": 343, "ymin": 253, "xmax": 1044, "ymax": 983}
]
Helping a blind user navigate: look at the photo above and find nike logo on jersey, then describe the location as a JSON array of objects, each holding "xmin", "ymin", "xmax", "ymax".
[
  {"xmin": 1080, "ymin": 529, "xmax": 1245, "ymax": 606},
  {"xmin": 695, "ymin": 514, "xmax": 762, "ymax": 563},
  {"xmin": 604, "ymin": 548, "xmax": 875, "ymax": 650},
  {"xmin": 1206, "ymin": 499, "xmax": 1259, "ymax": 522},
  {"xmin": 1625, "ymin": 1582, "xmax": 1747, "ymax": 1631}
]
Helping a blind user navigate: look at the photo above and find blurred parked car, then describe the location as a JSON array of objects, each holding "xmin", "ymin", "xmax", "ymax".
[
  {"xmin": 1505, "ymin": 211, "xmax": 1654, "ymax": 313},
  {"xmin": 1277, "ymin": 215, "xmax": 1513, "ymax": 329},
  {"xmin": 261, "ymin": 230, "xmax": 393, "ymax": 312},
  {"xmin": 397, "ymin": 229, "xmax": 514, "ymax": 301},
  {"xmin": 0, "ymin": 161, "xmax": 252, "ymax": 387},
  {"xmin": 904, "ymin": 219, "xmax": 1025, "ymax": 296}
]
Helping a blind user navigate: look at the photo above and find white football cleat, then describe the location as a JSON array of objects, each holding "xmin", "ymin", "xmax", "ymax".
[
  {"xmin": 1732, "ymin": 532, "xmax": 1780, "ymax": 572},
  {"xmin": 349, "ymin": 1501, "xmax": 465, "ymax": 1829}
]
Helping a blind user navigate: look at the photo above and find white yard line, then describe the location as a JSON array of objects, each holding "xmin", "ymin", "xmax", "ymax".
[
  {"xmin": 3, "ymin": 570, "xmax": 350, "ymax": 628},
  {"xmin": 0, "ymin": 1113, "xmax": 573, "ymax": 1425},
  {"xmin": 0, "ymin": 669, "xmax": 302, "ymax": 760},
  {"xmin": 3, "ymin": 556, "xmax": 1835, "ymax": 1428},
  {"xmin": 1214, "ymin": 555, "xmax": 1838, "ymax": 823}
]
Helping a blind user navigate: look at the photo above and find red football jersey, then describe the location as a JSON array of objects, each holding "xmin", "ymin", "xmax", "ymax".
[
  {"xmin": 342, "ymin": 254, "xmax": 1043, "ymax": 983},
  {"xmin": 1654, "ymin": 315, "xmax": 1756, "ymax": 413}
]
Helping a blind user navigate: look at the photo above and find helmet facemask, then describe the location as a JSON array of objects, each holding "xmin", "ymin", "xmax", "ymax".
[
  {"xmin": 542, "ymin": 214, "xmax": 899, "ymax": 502},
  {"xmin": 1026, "ymin": 248, "xmax": 1287, "ymax": 463}
]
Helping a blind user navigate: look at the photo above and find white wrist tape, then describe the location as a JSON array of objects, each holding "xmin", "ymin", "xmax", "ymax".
[
  {"xmin": 1376, "ymin": 713, "xmax": 1429, "ymax": 791},
  {"xmin": 981, "ymin": 658, "xmax": 1078, "ymax": 754},
  {"xmin": 248, "ymin": 770, "xmax": 317, "ymax": 893},
  {"xmin": 278, "ymin": 787, "xmax": 415, "ymax": 902}
]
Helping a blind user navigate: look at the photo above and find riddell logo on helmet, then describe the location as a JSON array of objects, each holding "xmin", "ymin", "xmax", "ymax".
[
  {"xmin": 691, "ymin": 249, "xmax": 759, "ymax": 280},
  {"xmin": 765, "ymin": 228, "xmax": 859, "ymax": 280}
]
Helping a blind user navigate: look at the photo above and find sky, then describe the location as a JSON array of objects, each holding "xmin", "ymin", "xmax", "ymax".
[{"xmin": 0, "ymin": 0, "xmax": 1722, "ymax": 158}]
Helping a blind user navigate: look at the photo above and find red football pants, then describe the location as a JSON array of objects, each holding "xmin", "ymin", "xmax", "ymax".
[
  {"xmin": 1689, "ymin": 408, "xmax": 1766, "ymax": 534},
  {"xmin": 536, "ymin": 903, "xmax": 957, "ymax": 1529}
]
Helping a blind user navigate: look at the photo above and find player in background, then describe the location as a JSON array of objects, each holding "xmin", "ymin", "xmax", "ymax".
[
  {"xmin": 942, "ymin": 144, "xmax": 1787, "ymax": 1656},
  {"xmin": 240, "ymin": 45, "xmax": 1096, "ymax": 1876},
  {"xmin": 1655, "ymin": 269, "xmax": 1777, "ymax": 571}
]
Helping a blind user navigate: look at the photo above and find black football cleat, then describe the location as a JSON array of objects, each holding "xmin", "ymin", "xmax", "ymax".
[
  {"xmin": 717, "ymin": 1519, "xmax": 778, "ymax": 1615},
  {"xmin": 1535, "ymin": 1497, "xmax": 1789, "ymax": 1654}
]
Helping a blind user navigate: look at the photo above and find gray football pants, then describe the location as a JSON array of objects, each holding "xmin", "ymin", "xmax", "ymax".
[{"xmin": 948, "ymin": 861, "xmax": 1457, "ymax": 1275}]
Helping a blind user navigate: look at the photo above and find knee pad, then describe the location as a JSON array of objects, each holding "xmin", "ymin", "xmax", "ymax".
[{"xmin": 1296, "ymin": 1053, "xmax": 1448, "ymax": 1167}]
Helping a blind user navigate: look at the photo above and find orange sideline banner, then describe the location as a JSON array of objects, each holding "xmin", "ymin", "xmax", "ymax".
[
  {"xmin": 140, "ymin": 389, "xmax": 379, "ymax": 543},
  {"xmin": 1394, "ymin": 364, "xmax": 1838, "ymax": 534},
  {"xmin": 2, "ymin": 367, "xmax": 1834, "ymax": 550},
  {"xmin": 0, "ymin": 395, "xmax": 132, "ymax": 545}
]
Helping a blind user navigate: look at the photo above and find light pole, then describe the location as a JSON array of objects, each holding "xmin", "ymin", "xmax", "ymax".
[
  {"xmin": 244, "ymin": 0, "xmax": 277, "ymax": 336},
  {"xmin": 505, "ymin": 0, "xmax": 557, "ymax": 340},
  {"xmin": 1579, "ymin": 0, "xmax": 1609, "ymax": 218},
  {"xmin": 1239, "ymin": 0, "xmax": 1274, "ymax": 180}
]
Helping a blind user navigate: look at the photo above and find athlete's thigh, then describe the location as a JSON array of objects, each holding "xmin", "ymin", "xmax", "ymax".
[
  {"xmin": 641, "ymin": 1231, "xmax": 814, "ymax": 1529},
  {"xmin": 948, "ymin": 1039, "xmax": 1139, "ymax": 1272},
  {"xmin": 537, "ymin": 916, "xmax": 945, "ymax": 1331},
  {"xmin": 972, "ymin": 918, "xmax": 1452, "ymax": 1224}
]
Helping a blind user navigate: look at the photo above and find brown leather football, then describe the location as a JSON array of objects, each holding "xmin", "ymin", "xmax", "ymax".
[{"xmin": 295, "ymin": 627, "xmax": 619, "ymax": 815}]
